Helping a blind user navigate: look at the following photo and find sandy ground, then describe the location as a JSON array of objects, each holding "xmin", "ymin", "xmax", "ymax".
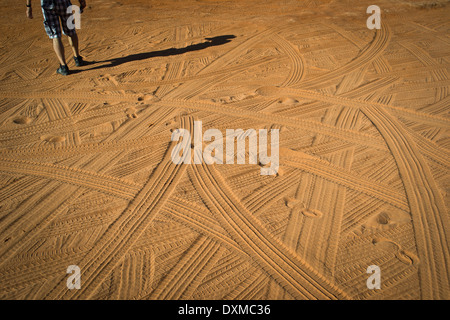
[{"xmin": 0, "ymin": 0, "xmax": 449, "ymax": 300}]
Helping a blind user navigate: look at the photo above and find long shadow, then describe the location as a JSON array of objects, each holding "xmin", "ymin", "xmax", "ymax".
[{"xmin": 83, "ymin": 35, "xmax": 236, "ymax": 71}]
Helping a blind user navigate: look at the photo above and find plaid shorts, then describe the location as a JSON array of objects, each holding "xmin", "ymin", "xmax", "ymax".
[{"xmin": 41, "ymin": 0, "xmax": 77, "ymax": 39}]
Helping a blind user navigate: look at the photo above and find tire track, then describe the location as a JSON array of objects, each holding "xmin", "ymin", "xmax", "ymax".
[
  {"xmin": 43, "ymin": 116, "xmax": 193, "ymax": 299},
  {"xmin": 0, "ymin": 102, "xmax": 131, "ymax": 145},
  {"xmin": 0, "ymin": 132, "xmax": 168, "ymax": 160},
  {"xmin": 294, "ymin": 21, "xmax": 391, "ymax": 89},
  {"xmin": 156, "ymin": 99, "xmax": 388, "ymax": 151},
  {"xmin": 163, "ymin": 28, "xmax": 276, "ymax": 100},
  {"xmin": 270, "ymin": 33, "xmax": 305, "ymax": 86},
  {"xmin": 0, "ymin": 158, "xmax": 141, "ymax": 200},
  {"xmin": 0, "ymin": 103, "xmax": 182, "ymax": 270},
  {"xmin": 361, "ymin": 105, "xmax": 450, "ymax": 299},
  {"xmin": 0, "ymin": 176, "xmax": 43, "ymax": 206},
  {"xmin": 0, "ymin": 90, "xmax": 140, "ymax": 104},
  {"xmin": 270, "ymin": 87, "xmax": 450, "ymax": 169},
  {"xmin": 147, "ymin": 235, "xmax": 225, "ymax": 299},
  {"xmin": 155, "ymin": 26, "xmax": 188, "ymax": 98},
  {"xmin": 0, "ymin": 182, "xmax": 84, "ymax": 269},
  {"xmin": 282, "ymin": 106, "xmax": 357, "ymax": 282},
  {"xmin": 111, "ymin": 249, "xmax": 155, "ymax": 300},
  {"xmin": 225, "ymin": 270, "xmax": 267, "ymax": 300},
  {"xmin": 189, "ymin": 162, "xmax": 351, "ymax": 300}
]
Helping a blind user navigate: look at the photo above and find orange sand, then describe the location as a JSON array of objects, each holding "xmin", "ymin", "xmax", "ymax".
[{"xmin": 0, "ymin": 0, "xmax": 449, "ymax": 300}]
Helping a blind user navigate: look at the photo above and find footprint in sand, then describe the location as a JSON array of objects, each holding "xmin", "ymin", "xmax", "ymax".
[
  {"xmin": 284, "ymin": 197, "xmax": 300, "ymax": 209},
  {"xmin": 165, "ymin": 118, "xmax": 177, "ymax": 127},
  {"xmin": 12, "ymin": 116, "xmax": 33, "ymax": 125},
  {"xmin": 376, "ymin": 212, "xmax": 391, "ymax": 225},
  {"xmin": 126, "ymin": 107, "xmax": 138, "ymax": 119},
  {"xmin": 284, "ymin": 197, "xmax": 323, "ymax": 218},
  {"xmin": 372, "ymin": 237, "xmax": 400, "ymax": 252},
  {"xmin": 396, "ymin": 249, "xmax": 419, "ymax": 265},
  {"xmin": 137, "ymin": 95, "xmax": 155, "ymax": 102},
  {"xmin": 372, "ymin": 237, "xmax": 419, "ymax": 266},
  {"xmin": 256, "ymin": 86, "xmax": 283, "ymax": 97},
  {"xmin": 301, "ymin": 208, "xmax": 323, "ymax": 218},
  {"xmin": 259, "ymin": 161, "xmax": 283, "ymax": 176},
  {"xmin": 278, "ymin": 97, "xmax": 299, "ymax": 105},
  {"xmin": 41, "ymin": 135, "xmax": 66, "ymax": 143},
  {"xmin": 363, "ymin": 210, "xmax": 411, "ymax": 232}
]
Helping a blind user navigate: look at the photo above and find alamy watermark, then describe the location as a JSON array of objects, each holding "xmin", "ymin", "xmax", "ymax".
[
  {"xmin": 66, "ymin": 265, "xmax": 81, "ymax": 290},
  {"xmin": 366, "ymin": 265, "xmax": 381, "ymax": 289},
  {"xmin": 367, "ymin": 5, "xmax": 381, "ymax": 30},
  {"xmin": 170, "ymin": 121, "xmax": 279, "ymax": 175},
  {"xmin": 67, "ymin": 5, "xmax": 82, "ymax": 30}
]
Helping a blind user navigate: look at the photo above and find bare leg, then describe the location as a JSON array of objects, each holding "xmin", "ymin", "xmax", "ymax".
[
  {"xmin": 68, "ymin": 33, "xmax": 80, "ymax": 58},
  {"xmin": 53, "ymin": 37, "xmax": 67, "ymax": 66}
]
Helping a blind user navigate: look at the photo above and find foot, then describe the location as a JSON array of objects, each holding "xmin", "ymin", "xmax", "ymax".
[
  {"xmin": 73, "ymin": 55, "xmax": 85, "ymax": 67},
  {"xmin": 56, "ymin": 64, "xmax": 70, "ymax": 76}
]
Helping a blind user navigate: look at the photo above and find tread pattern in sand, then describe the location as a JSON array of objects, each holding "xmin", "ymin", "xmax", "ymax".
[{"xmin": 0, "ymin": 0, "xmax": 448, "ymax": 300}]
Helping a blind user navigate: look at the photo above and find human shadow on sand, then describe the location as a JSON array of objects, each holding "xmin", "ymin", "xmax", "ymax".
[{"xmin": 83, "ymin": 35, "xmax": 236, "ymax": 71}]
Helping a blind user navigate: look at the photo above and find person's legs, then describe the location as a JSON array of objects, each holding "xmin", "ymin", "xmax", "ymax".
[
  {"xmin": 54, "ymin": 36, "xmax": 69, "ymax": 75},
  {"xmin": 67, "ymin": 33, "xmax": 80, "ymax": 58},
  {"xmin": 42, "ymin": 6, "xmax": 69, "ymax": 74},
  {"xmin": 53, "ymin": 37, "xmax": 67, "ymax": 66},
  {"xmin": 61, "ymin": 4, "xmax": 85, "ymax": 66},
  {"xmin": 60, "ymin": 1, "xmax": 82, "ymax": 60}
]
